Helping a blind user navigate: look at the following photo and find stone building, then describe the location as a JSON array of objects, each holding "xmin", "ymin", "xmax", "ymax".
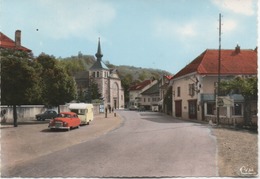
[{"xmin": 75, "ymin": 39, "xmax": 125, "ymax": 109}]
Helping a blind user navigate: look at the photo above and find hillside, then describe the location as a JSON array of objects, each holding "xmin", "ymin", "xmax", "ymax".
[{"xmin": 59, "ymin": 53, "xmax": 172, "ymax": 82}]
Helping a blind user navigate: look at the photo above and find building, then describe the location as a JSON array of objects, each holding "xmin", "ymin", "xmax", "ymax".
[
  {"xmin": 0, "ymin": 30, "xmax": 31, "ymax": 52},
  {"xmin": 140, "ymin": 81, "xmax": 160, "ymax": 111},
  {"xmin": 171, "ymin": 45, "xmax": 257, "ymax": 124},
  {"xmin": 87, "ymin": 39, "xmax": 125, "ymax": 109},
  {"xmin": 128, "ymin": 79, "xmax": 158, "ymax": 110},
  {"xmin": 158, "ymin": 75, "xmax": 174, "ymax": 113}
]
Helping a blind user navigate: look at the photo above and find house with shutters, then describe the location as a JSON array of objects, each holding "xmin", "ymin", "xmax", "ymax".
[{"xmin": 171, "ymin": 45, "xmax": 257, "ymax": 125}]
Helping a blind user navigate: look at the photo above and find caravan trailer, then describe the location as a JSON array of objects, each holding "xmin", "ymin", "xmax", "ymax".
[{"xmin": 69, "ymin": 103, "xmax": 94, "ymax": 125}]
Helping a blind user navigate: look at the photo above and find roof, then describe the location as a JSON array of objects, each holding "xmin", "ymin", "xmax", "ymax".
[
  {"xmin": 89, "ymin": 60, "xmax": 109, "ymax": 70},
  {"xmin": 164, "ymin": 75, "xmax": 174, "ymax": 80},
  {"xmin": 69, "ymin": 103, "xmax": 93, "ymax": 109},
  {"xmin": 90, "ymin": 38, "xmax": 109, "ymax": 70},
  {"xmin": 59, "ymin": 112, "xmax": 77, "ymax": 115},
  {"xmin": 174, "ymin": 48, "xmax": 257, "ymax": 79},
  {"xmin": 141, "ymin": 82, "xmax": 159, "ymax": 95},
  {"xmin": 0, "ymin": 32, "xmax": 31, "ymax": 52},
  {"xmin": 129, "ymin": 80, "xmax": 153, "ymax": 91}
]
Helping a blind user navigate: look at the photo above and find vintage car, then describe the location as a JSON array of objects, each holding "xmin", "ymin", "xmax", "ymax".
[
  {"xmin": 36, "ymin": 110, "xmax": 57, "ymax": 121},
  {"xmin": 48, "ymin": 112, "xmax": 81, "ymax": 131}
]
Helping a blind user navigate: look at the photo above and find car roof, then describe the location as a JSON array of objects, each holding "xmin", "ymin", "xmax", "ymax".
[{"xmin": 59, "ymin": 112, "xmax": 77, "ymax": 115}]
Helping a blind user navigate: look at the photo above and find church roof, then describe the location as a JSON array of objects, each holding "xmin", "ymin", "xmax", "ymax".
[
  {"xmin": 89, "ymin": 38, "xmax": 109, "ymax": 70},
  {"xmin": 89, "ymin": 60, "xmax": 109, "ymax": 70}
]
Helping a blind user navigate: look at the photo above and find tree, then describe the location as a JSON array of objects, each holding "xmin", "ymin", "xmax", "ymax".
[
  {"xmin": 121, "ymin": 73, "xmax": 133, "ymax": 104},
  {"xmin": 163, "ymin": 86, "xmax": 172, "ymax": 115},
  {"xmin": 1, "ymin": 49, "xmax": 41, "ymax": 126},
  {"xmin": 36, "ymin": 54, "xmax": 77, "ymax": 111},
  {"xmin": 220, "ymin": 76, "xmax": 257, "ymax": 125},
  {"xmin": 85, "ymin": 78, "xmax": 101, "ymax": 103}
]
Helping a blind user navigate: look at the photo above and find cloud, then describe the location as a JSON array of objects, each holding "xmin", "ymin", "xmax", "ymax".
[
  {"xmin": 222, "ymin": 19, "xmax": 237, "ymax": 33},
  {"xmin": 36, "ymin": 0, "xmax": 116, "ymax": 41},
  {"xmin": 152, "ymin": 18, "xmax": 197, "ymax": 40},
  {"xmin": 212, "ymin": 0, "xmax": 255, "ymax": 16}
]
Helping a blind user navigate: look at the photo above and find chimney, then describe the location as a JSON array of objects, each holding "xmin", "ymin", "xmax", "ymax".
[
  {"xmin": 254, "ymin": 46, "xmax": 258, "ymax": 53},
  {"xmin": 15, "ymin": 30, "xmax": 21, "ymax": 47},
  {"xmin": 235, "ymin": 44, "xmax": 240, "ymax": 53}
]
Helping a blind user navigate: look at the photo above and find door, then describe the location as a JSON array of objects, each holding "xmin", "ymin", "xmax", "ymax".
[
  {"xmin": 114, "ymin": 99, "xmax": 117, "ymax": 109},
  {"xmin": 175, "ymin": 100, "xmax": 182, "ymax": 117},
  {"xmin": 188, "ymin": 100, "xmax": 197, "ymax": 119}
]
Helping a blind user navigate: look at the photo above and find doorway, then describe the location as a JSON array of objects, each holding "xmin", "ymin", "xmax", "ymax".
[
  {"xmin": 188, "ymin": 100, "xmax": 197, "ymax": 119},
  {"xmin": 175, "ymin": 100, "xmax": 182, "ymax": 117}
]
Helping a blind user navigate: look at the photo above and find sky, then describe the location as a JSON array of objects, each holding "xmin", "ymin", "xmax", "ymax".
[{"xmin": 1, "ymin": 0, "xmax": 258, "ymax": 74}]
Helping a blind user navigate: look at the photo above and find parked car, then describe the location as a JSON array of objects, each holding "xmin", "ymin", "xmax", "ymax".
[
  {"xmin": 129, "ymin": 105, "xmax": 138, "ymax": 110},
  {"xmin": 36, "ymin": 110, "xmax": 57, "ymax": 121},
  {"xmin": 48, "ymin": 112, "xmax": 81, "ymax": 131}
]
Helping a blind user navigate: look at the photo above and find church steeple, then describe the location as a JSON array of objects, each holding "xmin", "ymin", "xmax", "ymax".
[{"xmin": 95, "ymin": 38, "xmax": 103, "ymax": 61}]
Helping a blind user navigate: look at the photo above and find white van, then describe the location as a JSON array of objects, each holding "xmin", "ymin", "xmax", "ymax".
[{"xmin": 68, "ymin": 103, "xmax": 94, "ymax": 125}]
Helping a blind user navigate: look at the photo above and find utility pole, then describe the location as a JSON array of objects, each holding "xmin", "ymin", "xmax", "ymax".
[{"xmin": 217, "ymin": 13, "xmax": 222, "ymax": 125}]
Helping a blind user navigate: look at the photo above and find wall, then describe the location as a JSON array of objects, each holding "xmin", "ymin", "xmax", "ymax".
[
  {"xmin": 172, "ymin": 73, "xmax": 199, "ymax": 119},
  {"xmin": 0, "ymin": 104, "xmax": 101, "ymax": 123}
]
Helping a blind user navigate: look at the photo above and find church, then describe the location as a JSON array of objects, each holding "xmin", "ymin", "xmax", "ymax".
[{"xmin": 75, "ymin": 39, "xmax": 125, "ymax": 109}]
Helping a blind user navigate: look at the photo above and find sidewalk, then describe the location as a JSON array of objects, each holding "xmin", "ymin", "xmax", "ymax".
[{"xmin": 1, "ymin": 112, "xmax": 122, "ymax": 171}]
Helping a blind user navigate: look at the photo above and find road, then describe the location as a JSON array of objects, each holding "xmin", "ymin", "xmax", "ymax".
[{"xmin": 2, "ymin": 110, "xmax": 218, "ymax": 177}]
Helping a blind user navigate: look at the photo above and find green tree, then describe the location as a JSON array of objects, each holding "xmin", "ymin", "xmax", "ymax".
[
  {"xmin": 163, "ymin": 86, "xmax": 172, "ymax": 115},
  {"xmin": 85, "ymin": 78, "xmax": 101, "ymax": 103},
  {"xmin": 121, "ymin": 73, "xmax": 133, "ymax": 104},
  {"xmin": 138, "ymin": 70, "xmax": 148, "ymax": 81},
  {"xmin": 1, "ymin": 49, "xmax": 41, "ymax": 126},
  {"xmin": 36, "ymin": 54, "xmax": 77, "ymax": 111},
  {"xmin": 220, "ymin": 76, "xmax": 257, "ymax": 125}
]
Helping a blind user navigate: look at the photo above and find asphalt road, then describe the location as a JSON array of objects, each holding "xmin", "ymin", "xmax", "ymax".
[{"xmin": 2, "ymin": 110, "xmax": 218, "ymax": 177}]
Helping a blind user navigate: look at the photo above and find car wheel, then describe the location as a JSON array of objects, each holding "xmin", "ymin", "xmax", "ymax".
[
  {"xmin": 77, "ymin": 125, "xmax": 80, "ymax": 129},
  {"xmin": 87, "ymin": 122, "xmax": 90, "ymax": 125}
]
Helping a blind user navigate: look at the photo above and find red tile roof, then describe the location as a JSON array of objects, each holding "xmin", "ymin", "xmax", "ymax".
[
  {"xmin": 174, "ymin": 48, "xmax": 257, "ymax": 78},
  {"xmin": 164, "ymin": 75, "xmax": 174, "ymax": 80},
  {"xmin": 0, "ymin": 32, "xmax": 31, "ymax": 52},
  {"xmin": 129, "ymin": 79, "xmax": 153, "ymax": 91}
]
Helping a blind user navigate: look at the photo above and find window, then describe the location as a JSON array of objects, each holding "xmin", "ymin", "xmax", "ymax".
[
  {"xmin": 177, "ymin": 87, "xmax": 181, "ymax": 97},
  {"xmin": 207, "ymin": 103, "xmax": 215, "ymax": 115},
  {"xmin": 189, "ymin": 84, "xmax": 195, "ymax": 96},
  {"xmin": 233, "ymin": 103, "xmax": 242, "ymax": 115},
  {"xmin": 144, "ymin": 98, "xmax": 146, "ymax": 102},
  {"xmin": 92, "ymin": 72, "xmax": 95, "ymax": 78},
  {"xmin": 97, "ymin": 71, "xmax": 99, "ymax": 78}
]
